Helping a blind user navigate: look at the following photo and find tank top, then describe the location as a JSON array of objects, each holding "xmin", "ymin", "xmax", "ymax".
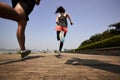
[{"xmin": 58, "ymin": 14, "xmax": 68, "ymax": 27}]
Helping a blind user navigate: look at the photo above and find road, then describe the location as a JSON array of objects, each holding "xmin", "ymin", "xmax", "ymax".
[{"xmin": 0, "ymin": 53, "xmax": 120, "ymax": 80}]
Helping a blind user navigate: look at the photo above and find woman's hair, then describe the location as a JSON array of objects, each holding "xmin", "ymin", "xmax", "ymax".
[{"xmin": 55, "ymin": 6, "xmax": 65, "ymax": 14}]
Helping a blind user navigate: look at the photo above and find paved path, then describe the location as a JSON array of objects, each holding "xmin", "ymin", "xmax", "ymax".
[{"xmin": 0, "ymin": 53, "xmax": 120, "ymax": 80}]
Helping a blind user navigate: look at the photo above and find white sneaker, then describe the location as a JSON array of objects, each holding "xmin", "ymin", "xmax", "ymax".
[{"xmin": 58, "ymin": 51, "xmax": 61, "ymax": 56}]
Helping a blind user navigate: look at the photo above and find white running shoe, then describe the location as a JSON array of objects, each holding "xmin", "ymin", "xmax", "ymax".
[{"xmin": 58, "ymin": 51, "xmax": 61, "ymax": 56}]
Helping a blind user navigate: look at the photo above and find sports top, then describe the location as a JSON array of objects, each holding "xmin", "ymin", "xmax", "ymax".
[{"xmin": 58, "ymin": 14, "xmax": 68, "ymax": 27}]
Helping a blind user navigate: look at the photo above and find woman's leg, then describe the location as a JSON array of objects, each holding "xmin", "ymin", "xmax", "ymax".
[
  {"xmin": 59, "ymin": 41, "xmax": 63, "ymax": 52},
  {"xmin": 56, "ymin": 31, "xmax": 60, "ymax": 41},
  {"xmin": 0, "ymin": 2, "xmax": 21, "ymax": 22},
  {"xmin": 59, "ymin": 32, "xmax": 67, "ymax": 52}
]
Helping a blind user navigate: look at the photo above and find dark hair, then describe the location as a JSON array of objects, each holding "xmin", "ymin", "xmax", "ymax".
[{"xmin": 55, "ymin": 6, "xmax": 65, "ymax": 14}]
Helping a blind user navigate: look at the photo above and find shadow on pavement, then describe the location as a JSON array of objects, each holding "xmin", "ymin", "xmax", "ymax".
[
  {"xmin": 0, "ymin": 55, "xmax": 45, "ymax": 65},
  {"xmin": 65, "ymin": 58, "xmax": 120, "ymax": 74},
  {"xmin": 54, "ymin": 55, "xmax": 62, "ymax": 59}
]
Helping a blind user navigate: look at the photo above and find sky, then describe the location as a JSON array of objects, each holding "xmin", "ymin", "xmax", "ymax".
[{"xmin": 0, "ymin": 0, "xmax": 120, "ymax": 51}]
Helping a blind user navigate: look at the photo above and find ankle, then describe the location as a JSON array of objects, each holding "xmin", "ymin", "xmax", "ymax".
[{"xmin": 20, "ymin": 50, "xmax": 26, "ymax": 53}]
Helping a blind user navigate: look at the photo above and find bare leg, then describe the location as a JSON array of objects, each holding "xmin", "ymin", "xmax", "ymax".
[
  {"xmin": 0, "ymin": 2, "xmax": 31, "ymax": 58},
  {"xmin": 0, "ymin": 2, "xmax": 21, "ymax": 22},
  {"xmin": 15, "ymin": 3, "xmax": 27, "ymax": 51},
  {"xmin": 17, "ymin": 20, "xmax": 27, "ymax": 51}
]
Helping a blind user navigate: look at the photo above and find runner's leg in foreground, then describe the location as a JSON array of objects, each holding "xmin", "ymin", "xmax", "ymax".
[{"xmin": 0, "ymin": 0, "xmax": 41, "ymax": 58}]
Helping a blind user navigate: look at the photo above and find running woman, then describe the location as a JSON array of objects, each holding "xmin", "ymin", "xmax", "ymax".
[
  {"xmin": 55, "ymin": 6, "xmax": 73, "ymax": 56},
  {"xmin": 0, "ymin": 0, "xmax": 41, "ymax": 59}
]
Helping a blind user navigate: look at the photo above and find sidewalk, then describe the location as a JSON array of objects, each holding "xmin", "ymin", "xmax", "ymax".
[{"xmin": 0, "ymin": 53, "xmax": 120, "ymax": 80}]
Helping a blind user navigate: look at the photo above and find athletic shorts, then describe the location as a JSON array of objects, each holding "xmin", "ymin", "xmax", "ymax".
[
  {"xmin": 11, "ymin": 0, "xmax": 35, "ymax": 21},
  {"xmin": 55, "ymin": 26, "xmax": 68, "ymax": 33}
]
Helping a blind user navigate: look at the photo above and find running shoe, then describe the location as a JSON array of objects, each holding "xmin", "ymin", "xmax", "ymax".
[
  {"xmin": 20, "ymin": 50, "xmax": 31, "ymax": 59},
  {"xmin": 58, "ymin": 51, "xmax": 61, "ymax": 56}
]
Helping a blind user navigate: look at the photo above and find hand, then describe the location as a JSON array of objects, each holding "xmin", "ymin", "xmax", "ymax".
[
  {"xmin": 56, "ymin": 22, "xmax": 59, "ymax": 25},
  {"xmin": 70, "ymin": 21, "xmax": 73, "ymax": 25}
]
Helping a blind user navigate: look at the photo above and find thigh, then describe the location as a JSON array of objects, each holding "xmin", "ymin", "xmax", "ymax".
[
  {"xmin": 55, "ymin": 26, "xmax": 62, "ymax": 31},
  {"xmin": 62, "ymin": 27, "xmax": 68, "ymax": 33},
  {"xmin": 12, "ymin": 0, "xmax": 35, "ymax": 21},
  {"xmin": 0, "ymin": 2, "xmax": 21, "ymax": 21},
  {"xmin": 14, "ymin": 3, "xmax": 26, "ymax": 20}
]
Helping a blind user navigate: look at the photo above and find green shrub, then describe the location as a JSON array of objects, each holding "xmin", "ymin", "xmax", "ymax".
[{"xmin": 78, "ymin": 35, "xmax": 120, "ymax": 50}]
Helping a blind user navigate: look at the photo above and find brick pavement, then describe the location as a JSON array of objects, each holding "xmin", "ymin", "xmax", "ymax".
[{"xmin": 0, "ymin": 53, "xmax": 120, "ymax": 80}]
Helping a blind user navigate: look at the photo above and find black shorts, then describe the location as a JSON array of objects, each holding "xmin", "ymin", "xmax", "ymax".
[{"xmin": 11, "ymin": 0, "xmax": 36, "ymax": 21}]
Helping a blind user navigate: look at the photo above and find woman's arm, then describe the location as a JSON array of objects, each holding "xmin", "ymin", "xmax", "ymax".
[
  {"xmin": 66, "ymin": 14, "xmax": 73, "ymax": 25},
  {"xmin": 56, "ymin": 15, "xmax": 59, "ymax": 25}
]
